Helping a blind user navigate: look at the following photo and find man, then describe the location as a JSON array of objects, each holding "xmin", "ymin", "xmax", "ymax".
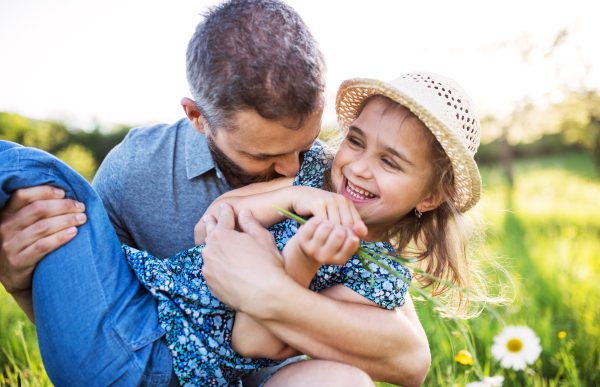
[{"xmin": 0, "ymin": 1, "xmax": 430, "ymax": 386}]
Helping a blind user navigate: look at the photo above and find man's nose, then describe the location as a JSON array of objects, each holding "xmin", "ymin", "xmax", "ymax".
[{"xmin": 273, "ymin": 152, "xmax": 301, "ymax": 177}]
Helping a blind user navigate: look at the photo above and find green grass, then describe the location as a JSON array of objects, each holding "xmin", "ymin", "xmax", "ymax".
[
  {"xmin": 0, "ymin": 290, "xmax": 50, "ymax": 386},
  {"xmin": 1, "ymin": 152, "xmax": 599, "ymax": 386},
  {"xmin": 380, "ymin": 152, "xmax": 600, "ymax": 387}
]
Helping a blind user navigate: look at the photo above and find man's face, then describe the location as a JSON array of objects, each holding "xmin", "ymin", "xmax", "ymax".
[{"xmin": 206, "ymin": 109, "xmax": 322, "ymax": 188}]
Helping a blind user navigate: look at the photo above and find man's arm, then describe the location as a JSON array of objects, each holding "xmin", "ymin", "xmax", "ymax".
[
  {"xmin": 202, "ymin": 205, "xmax": 431, "ymax": 387},
  {"xmin": 0, "ymin": 185, "xmax": 87, "ymax": 323},
  {"xmin": 229, "ymin": 215, "xmax": 360, "ymax": 360}
]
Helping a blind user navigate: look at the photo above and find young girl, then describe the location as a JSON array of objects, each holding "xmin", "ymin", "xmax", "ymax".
[{"xmin": 0, "ymin": 71, "xmax": 484, "ymax": 386}]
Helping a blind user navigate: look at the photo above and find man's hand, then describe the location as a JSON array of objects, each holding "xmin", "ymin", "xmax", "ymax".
[
  {"xmin": 202, "ymin": 204, "xmax": 286, "ymax": 312},
  {"xmin": 0, "ymin": 186, "xmax": 87, "ymax": 294}
]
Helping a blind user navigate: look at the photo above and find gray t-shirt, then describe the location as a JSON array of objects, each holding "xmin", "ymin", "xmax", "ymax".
[{"xmin": 92, "ymin": 118, "xmax": 233, "ymax": 258}]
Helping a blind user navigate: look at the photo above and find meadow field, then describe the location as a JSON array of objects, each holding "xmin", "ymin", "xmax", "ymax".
[{"xmin": 1, "ymin": 152, "xmax": 599, "ymax": 387}]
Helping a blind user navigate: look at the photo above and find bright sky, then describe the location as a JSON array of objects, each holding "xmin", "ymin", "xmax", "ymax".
[{"xmin": 1, "ymin": 0, "xmax": 599, "ymax": 130}]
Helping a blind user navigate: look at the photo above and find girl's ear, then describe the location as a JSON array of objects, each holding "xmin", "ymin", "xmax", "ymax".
[{"xmin": 417, "ymin": 189, "xmax": 447, "ymax": 213}]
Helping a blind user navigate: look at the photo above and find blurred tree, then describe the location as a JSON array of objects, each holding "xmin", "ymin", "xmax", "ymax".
[
  {"xmin": 0, "ymin": 113, "xmax": 69, "ymax": 153},
  {"xmin": 68, "ymin": 123, "xmax": 132, "ymax": 168},
  {"xmin": 55, "ymin": 143, "xmax": 97, "ymax": 181},
  {"xmin": 0, "ymin": 112, "xmax": 130, "ymax": 178},
  {"xmin": 550, "ymin": 91, "xmax": 600, "ymax": 169}
]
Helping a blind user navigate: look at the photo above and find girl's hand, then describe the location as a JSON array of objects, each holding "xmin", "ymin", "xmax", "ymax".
[
  {"xmin": 291, "ymin": 187, "xmax": 368, "ymax": 239},
  {"xmin": 292, "ymin": 216, "xmax": 361, "ymax": 267}
]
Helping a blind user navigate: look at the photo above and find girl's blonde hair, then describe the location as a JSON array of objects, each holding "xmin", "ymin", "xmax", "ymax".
[{"xmin": 333, "ymin": 95, "xmax": 509, "ymax": 318}]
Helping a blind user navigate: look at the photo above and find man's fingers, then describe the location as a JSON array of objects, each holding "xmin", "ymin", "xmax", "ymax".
[
  {"xmin": 237, "ymin": 209, "xmax": 270, "ymax": 237},
  {"xmin": 215, "ymin": 203, "xmax": 236, "ymax": 231},
  {"xmin": 7, "ymin": 213, "xmax": 87, "ymax": 254},
  {"xmin": 10, "ymin": 227, "xmax": 78, "ymax": 289},
  {"xmin": 2, "ymin": 186, "xmax": 66, "ymax": 216},
  {"xmin": 203, "ymin": 214, "xmax": 217, "ymax": 243},
  {"xmin": 14, "ymin": 199, "xmax": 85, "ymax": 230}
]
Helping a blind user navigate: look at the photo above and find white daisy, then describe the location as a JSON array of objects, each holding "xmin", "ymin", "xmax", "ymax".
[
  {"xmin": 491, "ymin": 325, "xmax": 542, "ymax": 371},
  {"xmin": 466, "ymin": 375, "xmax": 504, "ymax": 387}
]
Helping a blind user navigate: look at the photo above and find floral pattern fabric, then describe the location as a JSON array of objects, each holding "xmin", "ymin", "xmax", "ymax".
[{"xmin": 124, "ymin": 143, "xmax": 412, "ymax": 386}]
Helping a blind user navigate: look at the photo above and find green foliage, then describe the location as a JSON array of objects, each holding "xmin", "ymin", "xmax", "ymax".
[
  {"xmin": 0, "ymin": 113, "xmax": 130, "ymax": 180},
  {"xmin": 55, "ymin": 144, "xmax": 97, "ymax": 182},
  {"xmin": 478, "ymin": 90, "xmax": 600, "ymax": 170},
  {"xmin": 0, "ymin": 113, "xmax": 68, "ymax": 154},
  {"xmin": 549, "ymin": 91, "xmax": 600, "ymax": 168}
]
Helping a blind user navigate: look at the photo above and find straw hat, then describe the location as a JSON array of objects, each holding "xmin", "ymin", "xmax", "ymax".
[{"xmin": 335, "ymin": 71, "xmax": 482, "ymax": 212}]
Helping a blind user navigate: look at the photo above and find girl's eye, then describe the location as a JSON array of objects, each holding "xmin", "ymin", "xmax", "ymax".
[
  {"xmin": 347, "ymin": 137, "xmax": 363, "ymax": 147},
  {"xmin": 382, "ymin": 158, "xmax": 401, "ymax": 171}
]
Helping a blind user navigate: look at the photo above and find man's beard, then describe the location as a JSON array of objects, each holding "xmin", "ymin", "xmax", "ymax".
[{"xmin": 206, "ymin": 134, "xmax": 284, "ymax": 186}]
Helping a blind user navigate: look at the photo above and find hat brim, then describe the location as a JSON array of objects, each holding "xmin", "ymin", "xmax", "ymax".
[{"xmin": 335, "ymin": 78, "xmax": 481, "ymax": 212}]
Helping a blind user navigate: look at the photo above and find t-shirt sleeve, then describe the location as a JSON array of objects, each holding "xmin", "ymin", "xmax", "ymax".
[
  {"xmin": 337, "ymin": 242, "xmax": 412, "ymax": 310},
  {"xmin": 91, "ymin": 136, "xmax": 136, "ymax": 248}
]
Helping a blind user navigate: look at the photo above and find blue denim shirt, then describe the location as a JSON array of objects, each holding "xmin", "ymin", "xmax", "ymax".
[{"xmin": 92, "ymin": 118, "xmax": 233, "ymax": 258}]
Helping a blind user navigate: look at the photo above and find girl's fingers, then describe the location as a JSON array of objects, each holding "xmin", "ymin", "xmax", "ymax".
[
  {"xmin": 312, "ymin": 223, "xmax": 348, "ymax": 264},
  {"xmin": 336, "ymin": 202, "xmax": 355, "ymax": 229},
  {"xmin": 325, "ymin": 203, "xmax": 341, "ymax": 226},
  {"xmin": 306, "ymin": 220, "xmax": 333, "ymax": 255},
  {"xmin": 297, "ymin": 216, "xmax": 321, "ymax": 244},
  {"xmin": 310, "ymin": 206, "xmax": 328, "ymax": 221},
  {"xmin": 333, "ymin": 229, "xmax": 360, "ymax": 263}
]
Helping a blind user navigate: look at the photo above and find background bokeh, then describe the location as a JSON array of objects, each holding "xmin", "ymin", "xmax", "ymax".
[{"xmin": 1, "ymin": 0, "xmax": 599, "ymax": 386}]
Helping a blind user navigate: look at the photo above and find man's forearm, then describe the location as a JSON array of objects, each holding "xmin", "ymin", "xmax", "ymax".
[
  {"xmin": 11, "ymin": 288, "xmax": 35, "ymax": 324},
  {"xmin": 240, "ymin": 276, "xmax": 430, "ymax": 386}
]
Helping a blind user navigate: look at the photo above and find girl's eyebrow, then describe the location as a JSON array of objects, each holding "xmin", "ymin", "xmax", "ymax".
[{"xmin": 348, "ymin": 125, "xmax": 414, "ymax": 166}]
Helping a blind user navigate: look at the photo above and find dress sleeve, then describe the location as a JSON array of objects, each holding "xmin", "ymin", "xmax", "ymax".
[
  {"xmin": 293, "ymin": 143, "xmax": 334, "ymax": 189},
  {"xmin": 332, "ymin": 242, "xmax": 412, "ymax": 310}
]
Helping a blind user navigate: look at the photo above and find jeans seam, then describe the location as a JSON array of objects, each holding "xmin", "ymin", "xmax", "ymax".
[{"xmin": 109, "ymin": 322, "xmax": 145, "ymax": 376}]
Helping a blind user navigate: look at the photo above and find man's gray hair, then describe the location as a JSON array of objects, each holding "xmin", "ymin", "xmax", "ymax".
[{"xmin": 186, "ymin": 0, "xmax": 326, "ymax": 130}]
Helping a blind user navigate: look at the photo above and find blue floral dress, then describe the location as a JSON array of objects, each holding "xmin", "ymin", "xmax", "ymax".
[{"xmin": 124, "ymin": 143, "xmax": 412, "ymax": 387}]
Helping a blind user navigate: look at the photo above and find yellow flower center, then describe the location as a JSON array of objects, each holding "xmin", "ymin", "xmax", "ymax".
[{"xmin": 507, "ymin": 338, "xmax": 523, "ymax": 352}]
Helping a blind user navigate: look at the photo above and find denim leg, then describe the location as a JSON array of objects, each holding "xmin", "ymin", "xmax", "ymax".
[{"xmin": 0, "ymin": 142, "xmax": 175, "ymax": 387}]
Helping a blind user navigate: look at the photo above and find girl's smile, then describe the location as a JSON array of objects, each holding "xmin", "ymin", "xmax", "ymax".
[
  {"xmin": 342, "ymin": 176, "xmax": 379, "ymax": 202},
  {"xmin": 331, "ymin": 96, "xmax": 441, "ymax": 240}
]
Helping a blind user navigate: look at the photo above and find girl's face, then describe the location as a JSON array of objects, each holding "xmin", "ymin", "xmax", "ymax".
[{"xmin": 331, "ymin": 97, "xmax": 440, "ymax": 240}]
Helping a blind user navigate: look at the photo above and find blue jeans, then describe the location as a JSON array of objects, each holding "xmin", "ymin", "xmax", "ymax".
[{"xmin": 0, "ymin": 141, "xmax": 176, "ymax": 386}]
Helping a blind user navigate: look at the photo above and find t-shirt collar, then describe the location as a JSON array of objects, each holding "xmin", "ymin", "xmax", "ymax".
[{"xmin": 183, "ymin": 119, "xmax": 217, "ymax": 180}]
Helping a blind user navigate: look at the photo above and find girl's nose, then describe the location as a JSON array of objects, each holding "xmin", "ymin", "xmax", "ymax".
[{"xmin": 349, "ymin": 154, "xmax": 373, "ymax": 180}]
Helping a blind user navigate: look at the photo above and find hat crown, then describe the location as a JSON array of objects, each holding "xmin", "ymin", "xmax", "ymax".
[{"xmin": 389, "ymin": 72, "xmax": 481, "ymax": 156}]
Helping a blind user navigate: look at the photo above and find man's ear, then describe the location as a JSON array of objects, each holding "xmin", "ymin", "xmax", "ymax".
[{"xmin": 181, "ymin": 97, "xmax": 209, "ymax": 134}]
